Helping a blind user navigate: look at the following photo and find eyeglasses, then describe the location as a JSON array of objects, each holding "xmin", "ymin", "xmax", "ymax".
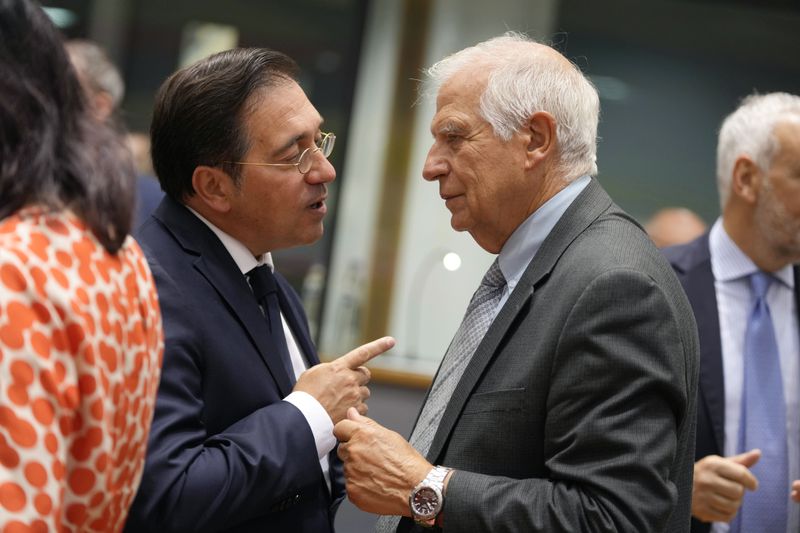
[{"xmin": 224, "ymin": 132, "xmax": 336, "ymax": 175}]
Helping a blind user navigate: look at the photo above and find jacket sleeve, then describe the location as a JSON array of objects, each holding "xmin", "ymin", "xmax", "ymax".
[{"xmin": 442, "ymin": 268, "xmax": 694, "ymax": 532}]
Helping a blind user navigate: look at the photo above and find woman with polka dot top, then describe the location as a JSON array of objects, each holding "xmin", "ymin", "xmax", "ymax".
[{"xmin": 0, "ymin": 1, "xmax": 164, "ymax": 531}]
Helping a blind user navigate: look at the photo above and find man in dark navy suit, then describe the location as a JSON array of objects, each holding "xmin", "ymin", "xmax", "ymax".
[
  {"xmin": 664, "ymin": 93, "xmax": 800, "ymax": 533},
  {"xmin": 125, "ymin": 48, "xmax": 394, "ymax": 532}
]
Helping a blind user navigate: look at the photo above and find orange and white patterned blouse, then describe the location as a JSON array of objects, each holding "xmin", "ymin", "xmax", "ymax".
[{"xmin": 0, "ymin": 207, "xmax": 163, "ymax": 532}]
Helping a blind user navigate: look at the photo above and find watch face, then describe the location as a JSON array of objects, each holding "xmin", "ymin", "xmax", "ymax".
[{"xmin": 411, "ymin": 487, "xmax": 441, "ymax": 519}]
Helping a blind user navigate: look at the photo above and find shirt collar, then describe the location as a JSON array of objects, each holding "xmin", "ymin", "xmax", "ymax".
[
  {"xmin": 709, "ymin": 217, "xmax": 794, "ymax": 289},
  {"xmin": 185, "ymin": 206, "xmax": 273, "ymax": 275},
  {"xmin": 498, "ymin": 175, "xmax": 591, "ymax": 290}
]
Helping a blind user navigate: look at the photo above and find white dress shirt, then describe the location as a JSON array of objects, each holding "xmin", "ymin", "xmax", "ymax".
[
  {"xmin": 187, "ymin": 207, "xmax": 335, "ymax": 491},
  {"xmin": 709, "ymin": 218, "xmax": 799, "ymax": 533}
]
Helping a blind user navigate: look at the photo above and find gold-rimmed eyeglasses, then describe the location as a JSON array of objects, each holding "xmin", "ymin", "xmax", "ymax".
[{"xmin": 223, "ymin": 132, "xmax": 336, "ymax": 175}]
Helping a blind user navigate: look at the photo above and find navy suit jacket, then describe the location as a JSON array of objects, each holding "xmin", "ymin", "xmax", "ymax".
[
  {"xmin": 664, "ymin": 233, "xmax": 800, "ymax": 533},
  {"xmin": 125, "ymin": 197, "xmax": 344, "ymax": 532},
  {"xmin": 132, "ymin": 174, "xmax": 164, "ymax": 236}
]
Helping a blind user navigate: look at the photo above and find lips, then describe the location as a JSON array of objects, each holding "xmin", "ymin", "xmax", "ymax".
[
  {"xmin": 308, "ymin": 196, "xmax": 327, "ymax": 211},
  {"xmin": 442, "ymin": 193, "xmax": 463, "ymax": 209}
]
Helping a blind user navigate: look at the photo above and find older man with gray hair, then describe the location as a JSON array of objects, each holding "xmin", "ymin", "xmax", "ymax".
[
  {"xmin": 65, "ymin": 39, "xmax": 164, "ymax": 230},
  {"xmin": 65, "ymin": 39, "xmax": 125, "ymax": 122},
  {"xmin": 335, "ymin": 32, "xmax": 699, "ymax": 532},
  {"xmin": 665, "ymin": 92, "xmax": 800, "ymax": 533}
]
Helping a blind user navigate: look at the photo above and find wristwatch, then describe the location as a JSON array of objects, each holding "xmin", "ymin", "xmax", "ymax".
[{"xmin": 409, "ymin": 466, "xmax": 452, "ymax": 528}]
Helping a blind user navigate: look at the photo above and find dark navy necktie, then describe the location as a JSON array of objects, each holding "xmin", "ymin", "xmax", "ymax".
[
  {"xmin": 247, "ymin": 265, "xmax": 296, "ymax": 385},
  {"xmin": 734, "ymin": 271, "xmax": 787, "ymax": 533}
]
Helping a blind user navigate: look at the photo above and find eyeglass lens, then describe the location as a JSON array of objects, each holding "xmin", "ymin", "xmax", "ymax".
[{"xmin": 298, "ymin": 133, "xmax": 336, "ymax": 173}]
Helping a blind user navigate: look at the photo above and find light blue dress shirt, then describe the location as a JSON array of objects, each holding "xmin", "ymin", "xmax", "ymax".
[
  {"xmin": 709, "ymin": 218, "xmax": 799, "ymax": 533},
  {"xmin": 494, "ymin": 175, "xmax": 591, "ymax": 316}
]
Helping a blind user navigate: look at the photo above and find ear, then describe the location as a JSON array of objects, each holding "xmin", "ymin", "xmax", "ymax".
[
  {"xmin": 523, "ymin": 111, "xmax": 557, "ymax": 170},
  {"xmin": 730, "ymin": 156, "xmax": 761, "ymax": 205},
  {"xmin": 190, "ymin": 165, "xmax": 236, "ymax": 213}
]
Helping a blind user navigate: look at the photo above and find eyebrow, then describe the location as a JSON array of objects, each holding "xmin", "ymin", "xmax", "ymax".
[
  {"xmin": 432, "ymin": 120, "xmax": 464, "ymax": 137},
  {"xmin": 270, "ymin": 117, "xmax": 326, "ymax": 157},
  {"xmin": 272, "ymin": 135, "xmax": 303, "ymax": 157}
]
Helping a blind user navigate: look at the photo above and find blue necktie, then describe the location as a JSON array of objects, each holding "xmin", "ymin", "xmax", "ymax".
[
  {"xmin": 248, "ymin": 265, "xmax": 296, "ymax": 385},
  {"xmin": 735, "ymin": 271, "xmax": 788, "ymax": 533}
]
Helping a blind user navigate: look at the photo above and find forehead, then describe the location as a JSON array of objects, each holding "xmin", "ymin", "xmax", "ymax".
[
  {"xmin": 773, "ymin": 121, "xmax": 800, "ymax": 157},
  {"xmin": 244, "ymin": 80, "xmax": 322, "ymax": 145},
  {"xmin": 430, "ymin": 68, "xmax": 489, "ymax": 132}
]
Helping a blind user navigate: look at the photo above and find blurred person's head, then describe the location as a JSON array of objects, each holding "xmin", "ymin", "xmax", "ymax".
[
  {"xmin": 65, "ymin": 39, "xmax": 124, "ymax": 122},
  {"xmin": 421, "ymin": 32, "xmax": 599, "ymax": 252},
  {"xmin": 0, "ymin": 0, "xmax": 134, "ymax": 252},
  {"xmin": 644, "ymin": 207, "xmax": 707, "ymax": 248},
  {"xmin": 717, "ymin": 92, "xmax": 800, "ymax": 271},
  {"xmin": 151, "ymin": 47, "xmax": 336, "ymax": 256}
]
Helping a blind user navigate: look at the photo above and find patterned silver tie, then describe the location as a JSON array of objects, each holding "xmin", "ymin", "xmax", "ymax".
[{"xmin": 375, "ymin": 259, "xmax": 506, "ymax": 533}]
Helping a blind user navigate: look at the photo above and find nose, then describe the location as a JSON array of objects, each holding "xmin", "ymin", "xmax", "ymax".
[
  {"xmin": 306, "ymin": 150, "xmax": 336, "ymax": 184},
  {"xmin": 422, "ymin": 145, "xmax": 447, "ymax": 182}
]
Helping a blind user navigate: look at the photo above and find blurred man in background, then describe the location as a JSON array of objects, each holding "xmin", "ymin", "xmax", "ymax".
[
  {"xmin": 646, "ymin": 206, "xmax": 707, "ymax": 248},
  {"xmin": 66, "ymin": 39, "xmax": 163, "ymax": 230},
  {"xmin": 664, "ymin": 92, "xmax": 800, "ymax": 533}
]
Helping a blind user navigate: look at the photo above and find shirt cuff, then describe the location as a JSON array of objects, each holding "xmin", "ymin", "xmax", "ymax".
[{"xmin": 284, "ymin": 391, "xmax": 336, "ymax": 460}]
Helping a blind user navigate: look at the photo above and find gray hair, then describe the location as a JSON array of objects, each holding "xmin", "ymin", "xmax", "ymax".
[
  {"xmin": 717, "ymin": 92, "xmax": 800, "ymax": 208},
  {"xmin": 65, "ymin": 39, "xmax": 125, "ymax": 108},
  {"xmin": 424, "ymin": 32, "xmax": 600, "ymax": 178}
]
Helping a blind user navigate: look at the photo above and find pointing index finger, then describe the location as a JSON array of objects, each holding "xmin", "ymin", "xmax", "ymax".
[{"xmin": 337, "ymin": 336, "xmax": 395, "ymax": 369}]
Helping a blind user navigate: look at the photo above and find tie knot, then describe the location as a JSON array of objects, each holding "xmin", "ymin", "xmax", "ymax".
[
  {"xmin": 750, "ymin": 271, "xmax": 773, "ymax": 300},
  {"xmin": 481, "ymin": 259, "xmax": 506, "ymax": 289},
  {"xmin": 248, "ymin": 264, "xmax": 277, "ymax": 301}
]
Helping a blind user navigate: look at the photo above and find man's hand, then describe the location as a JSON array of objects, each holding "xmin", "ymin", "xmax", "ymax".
[
  {"xmin": 692, "ymin": 449, "xmax": 760, "ymax": 523},
  {"xmin": 791, "ymin": 480, "xmax": 800, "ymax": 503},
  {"xmin": 294, "ymin": 336, "xmax": 395, "ymax": 424},
  {"xmin": 334, "ymin": 407, "xmax": 432, "ymax": 516}
]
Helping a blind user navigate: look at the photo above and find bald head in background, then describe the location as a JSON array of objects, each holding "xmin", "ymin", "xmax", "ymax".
[{"xmin": 646, "ymin": 207, "xmax": 707, "ymax": 248}]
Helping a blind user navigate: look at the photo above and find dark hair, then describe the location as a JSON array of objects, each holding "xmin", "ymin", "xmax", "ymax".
[
  {"xmin": 0, "ymin": 0, "xmax": 135, "ymax": 253},
  {"xmin": 150, "ymin": 47, "xmax": 299, "ymax": 202}
]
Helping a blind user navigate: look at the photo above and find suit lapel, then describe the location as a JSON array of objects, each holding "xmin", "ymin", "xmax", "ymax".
[
  {"xmin": 680, "ymin": 236, "xmax": 725, "ymax": 453},
  {"xmin": 154, "ymin": 198, "xmax": 294, "ymax": 397},
  {"xmin": 426, "ymin": 178, "xmax": 613, "ymax": 462}
]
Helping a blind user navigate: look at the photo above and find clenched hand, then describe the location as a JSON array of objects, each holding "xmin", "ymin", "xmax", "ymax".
[
  {"xmin": 692, "ymin": 450, "xmax": 760, "ymax": 523},
  {"xmin": 334, "ymin": 407, "xmax": 432, "ymax": 516}
]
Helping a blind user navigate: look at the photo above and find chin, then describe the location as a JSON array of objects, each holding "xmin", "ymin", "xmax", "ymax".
[
  {"xmin": 449, "ymin": 217, "xmax": 469, "ymax": 233},
  {"xmin": 301, "ymin": 225, "xmax": 325, "ymax": 245}
]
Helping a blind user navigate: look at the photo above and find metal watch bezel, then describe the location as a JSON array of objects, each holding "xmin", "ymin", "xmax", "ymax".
[
  {"xmin": 408, "ymin": 480, "xmax": 443, "ymax": 522},
  {"xmin": 409, "ymin": 482, "xmax": 443, "ymax": 524}
]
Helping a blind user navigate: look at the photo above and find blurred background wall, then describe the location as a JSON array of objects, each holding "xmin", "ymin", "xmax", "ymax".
[{"xmin": 40, "ymin": 0, "xmax": 800, "ymax": 529}]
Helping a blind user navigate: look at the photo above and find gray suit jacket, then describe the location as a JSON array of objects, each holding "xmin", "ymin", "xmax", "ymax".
[{"xmin": 399, "ymin": 179, "xmax": 699, "ymax": 532}]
